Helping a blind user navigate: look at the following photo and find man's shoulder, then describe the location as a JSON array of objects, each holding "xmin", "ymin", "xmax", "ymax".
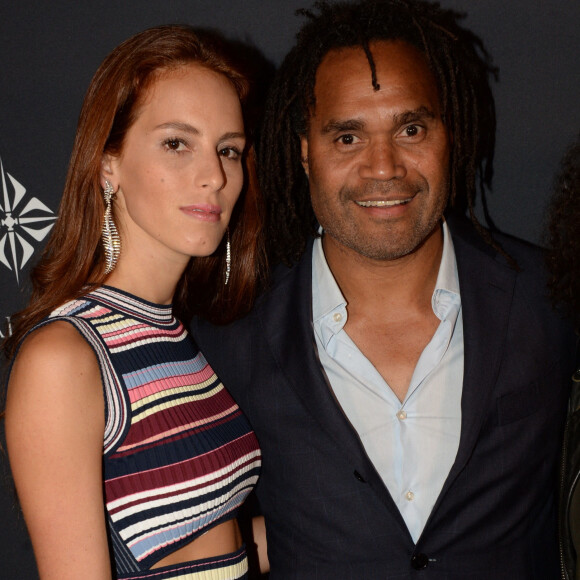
[
  {"xmin": 490, "ymin": 224, "xmax": 543, "ymax": 260},
  {"xmin": 446, "ymin": 212, "xmax": 544, "ymax": 271},
  {"xmin": 193, "ymin": 243, "xmax": 314, "ymax": 338},
  {"xmin": 446, "ymin": 213, "xmax": 562, "ymax": 317},
  {"xmin": 269, "ymin": 239, "xmax": 315, "ymax": 284},
  {"xmin": 250, "ymin": 241, "xmax": 315, "ymax": 313},
  {"xmin": 447, "ymin": 214, "xmax": 575, "ymax": 356}
]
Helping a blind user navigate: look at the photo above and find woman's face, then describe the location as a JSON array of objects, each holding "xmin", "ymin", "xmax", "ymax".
[{"xmin": 103, "ymin": 63, "xmax": 245, "ymax": 269}]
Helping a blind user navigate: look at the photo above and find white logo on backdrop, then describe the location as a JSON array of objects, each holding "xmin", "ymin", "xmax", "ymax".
[{"xmin": 0, "ymin": 157, "xmax": 56, "ymax": 283}]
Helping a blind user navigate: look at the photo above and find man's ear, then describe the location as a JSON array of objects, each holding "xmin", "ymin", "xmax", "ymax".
[
  {"xmin": 100, "ymin": 153, "xmax": 117, "ymax": 190},
  {"xmin": 299, "ymin": 135, "xmax": 309, "ymax": 177}
]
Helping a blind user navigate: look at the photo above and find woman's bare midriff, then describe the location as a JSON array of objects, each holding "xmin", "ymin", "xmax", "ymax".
[{"xmin": 151, "ymin": 519, "xmax": 242, "ymax": 569}]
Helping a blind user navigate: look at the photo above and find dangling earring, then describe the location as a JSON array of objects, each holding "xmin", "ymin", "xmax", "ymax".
[
  {"xmin": 224, "ymin": 228, "xmax": 231, "ymax": 285},
  {"xmin": 101, "ymin": 180, "xmax": 121, "ymax": 274}
]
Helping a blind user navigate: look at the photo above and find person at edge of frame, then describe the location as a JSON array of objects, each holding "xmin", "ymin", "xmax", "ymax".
[
  {"xmin": 192, "ymin": 1, "xmax": 577, "ymax": 578},
  {"xmin": 545, "ymin": 133, "xmax": 580, "ymax": 580}
]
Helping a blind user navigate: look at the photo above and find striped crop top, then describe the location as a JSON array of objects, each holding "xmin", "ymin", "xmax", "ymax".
[{"xmin": 37, "ymin": 286, "xmax": 261, "ymax": 576}]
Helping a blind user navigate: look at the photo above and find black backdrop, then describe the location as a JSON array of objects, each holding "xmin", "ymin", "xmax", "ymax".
[{"xmin": 1, "ymin": 1, "xmax": 579, "ymax": 577}]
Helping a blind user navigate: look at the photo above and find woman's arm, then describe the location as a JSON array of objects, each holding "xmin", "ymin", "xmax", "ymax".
[
  {"xmin": 5, "ymin": 321, "xmax": 112, "ymax": 580},
  {"xmin": 252, "ymin": 515, "xmax": 270, "ymax": 574}
]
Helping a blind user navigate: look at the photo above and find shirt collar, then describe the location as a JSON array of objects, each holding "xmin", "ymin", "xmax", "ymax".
[
  {"xmin": 432, "ymin": 220, "xmax": 461, "ymax": 320},
  {"xmin": 312, "ymin": 219, "xmax": 461, "ymax": 332},
  {"xmin": 312, "ymin": 233, "xmax": 346, "ymax": 326}
]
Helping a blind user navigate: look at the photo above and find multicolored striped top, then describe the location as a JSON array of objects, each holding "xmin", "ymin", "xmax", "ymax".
[{"xmin": 39, "ymin": 286, "xmax": 261, "ymax": 576}]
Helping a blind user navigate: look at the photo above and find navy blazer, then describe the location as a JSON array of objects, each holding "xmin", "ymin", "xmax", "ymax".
[{"xmin": 193, "ymin": 215, "xmax": 576, "ymax": 579}]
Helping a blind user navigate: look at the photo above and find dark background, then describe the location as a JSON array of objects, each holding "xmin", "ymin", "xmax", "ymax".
[{"xmin": 1, "ymin": 1, "xmax": 579, "ymax": 577}]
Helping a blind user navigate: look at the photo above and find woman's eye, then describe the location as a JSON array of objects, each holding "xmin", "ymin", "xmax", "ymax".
[
  {"xmin": 163, "ymin": 138, "xmax": 186, "ymax": 152},
  {"xmin": 219, "ymin": 147, "xmax": 241, "ymax": 160}
]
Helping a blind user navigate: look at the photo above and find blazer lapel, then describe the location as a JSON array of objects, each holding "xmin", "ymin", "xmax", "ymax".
[
  {"xmin": 437, "ymin": 216, "xmax": 518, "ymax": 494},
  {"xmin": 256, "ymin": 242, "xmax": 410, "ymax": 532}
]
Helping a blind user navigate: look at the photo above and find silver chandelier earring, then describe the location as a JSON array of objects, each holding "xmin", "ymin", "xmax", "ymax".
[
  {"xmin": 224, "ymin": 228, "xmax": 231, "ymax": 285},
  {"xmin": 101, "ymin": 180, "xmax": 121, "ymax": 274}
]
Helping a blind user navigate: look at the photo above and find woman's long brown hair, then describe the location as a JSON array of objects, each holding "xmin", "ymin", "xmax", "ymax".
[{"xmin": 3, "ymin": 25, "xmax": 267, "ymax": 360}]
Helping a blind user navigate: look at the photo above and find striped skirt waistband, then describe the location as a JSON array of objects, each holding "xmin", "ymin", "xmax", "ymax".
[{"xmin": 118, "ymin": 545, "xmax": 248, "ymax": 580}]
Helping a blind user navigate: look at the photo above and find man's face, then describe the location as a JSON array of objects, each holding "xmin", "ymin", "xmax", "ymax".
[{"xmin": 300, "ymin": 40, "xmax": 451, "ymax": 262}]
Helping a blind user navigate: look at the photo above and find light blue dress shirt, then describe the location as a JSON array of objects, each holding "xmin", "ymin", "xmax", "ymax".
[{"xmin": 312, "ymin": 221, "xmax": 463, "ymax": 543}]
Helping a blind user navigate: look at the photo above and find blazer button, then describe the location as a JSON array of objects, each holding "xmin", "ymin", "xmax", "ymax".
[
  {"xmin": 411, "ymin": 553, "xmax": 429, "ymax": 570},
  {"xmin": 353, "ymin": 470, "xmax": 366, "ymax": 483}
]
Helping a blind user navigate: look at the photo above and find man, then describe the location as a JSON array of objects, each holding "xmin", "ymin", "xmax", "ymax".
[{"xmin": 193, "ymin": 1, "xmax": 576, "ymax": 577}]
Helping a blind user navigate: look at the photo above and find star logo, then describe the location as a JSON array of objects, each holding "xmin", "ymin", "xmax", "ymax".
[{"xmin": 0, "ymin": 157, "xmax": 56, "ymax": 283}]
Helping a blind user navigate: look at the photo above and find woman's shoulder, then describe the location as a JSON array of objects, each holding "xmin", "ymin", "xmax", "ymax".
[
  {"xmin": 19, "ymin": 319, "xmax": 94, "ymax": 361},
  {"xmin": 5, "ymin": 319, "xmax": 105, "ymax": 461},
  {"xmin": 14, "ymin": 290, "xmax": 105, "ymax": 362},
  {"xmin": 10, "ymin": 320, "xmax": 101, "ymax": 399}
]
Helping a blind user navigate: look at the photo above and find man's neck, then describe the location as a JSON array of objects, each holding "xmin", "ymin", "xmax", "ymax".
[{"xmin": 322, "ymin": 223, "xmax": 444, "ymax": 314}]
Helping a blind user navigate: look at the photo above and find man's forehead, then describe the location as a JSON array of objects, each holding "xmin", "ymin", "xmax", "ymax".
[
  {"xmin": 316, "ymin": 40, "xmax": 430, "ymax": 83},
  {"xmin": 310, "ymin": 40, "xmax": 440, "ymax": 118}
]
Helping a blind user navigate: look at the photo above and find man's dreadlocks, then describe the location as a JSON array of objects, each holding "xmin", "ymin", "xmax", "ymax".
[{"xmin": 258, "ymin": 0, "xmax": 499, "ymax": 266}]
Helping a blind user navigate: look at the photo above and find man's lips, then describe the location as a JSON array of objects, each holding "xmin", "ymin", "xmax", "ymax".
[{"xmin": 355, "ymin": 197, "xmax": 413, "ymax": 207}]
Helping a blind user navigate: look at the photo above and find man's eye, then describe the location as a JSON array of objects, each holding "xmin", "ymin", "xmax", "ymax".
[
  {"xmin": 338, "ymin": 134, "xmax": 357, "ymax": 145},
  {"xmin": 404, "ymin": 125, "xmax": 420, "ymax": 137}
]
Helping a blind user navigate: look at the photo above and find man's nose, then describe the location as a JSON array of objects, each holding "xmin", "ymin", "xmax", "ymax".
[{"xmin": 358, "ymin": 139, "xmax": 406, "ymax": 181}]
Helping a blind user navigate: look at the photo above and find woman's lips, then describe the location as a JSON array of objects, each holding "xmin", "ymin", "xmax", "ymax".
[{"xmin": 180, "ymin": 204, "xmax": 222, "ymax": 222}]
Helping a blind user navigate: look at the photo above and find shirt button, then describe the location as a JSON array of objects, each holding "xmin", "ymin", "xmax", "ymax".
[
  {"xmin": 405, "ymin": 491, "xmax": 415, "ymax": 501},
  {"xmin": 333, "ymin": 312, "xmax": 343, "ymax": 322},
  {"xmin": 396, "ymin": 409, "xmax": 407, "ymax": 420}
]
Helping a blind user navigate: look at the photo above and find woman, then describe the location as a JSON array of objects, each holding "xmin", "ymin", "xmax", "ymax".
[
  {"xmin": 546, "ymin": 133, "xmax": 580, "ymax": 580},
  {"xmin": 3, "ymin": 25, "xmax": 267, "ymax": 579}
]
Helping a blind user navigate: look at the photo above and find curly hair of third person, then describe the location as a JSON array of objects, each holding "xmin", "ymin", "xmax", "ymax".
[
  {"xmin": 258, "ymin": 0, "xmax": 500, "ymax": 266},
  {"xmin": 545, "ymin": 134, "xmax": 580, "ymax": 333}
]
